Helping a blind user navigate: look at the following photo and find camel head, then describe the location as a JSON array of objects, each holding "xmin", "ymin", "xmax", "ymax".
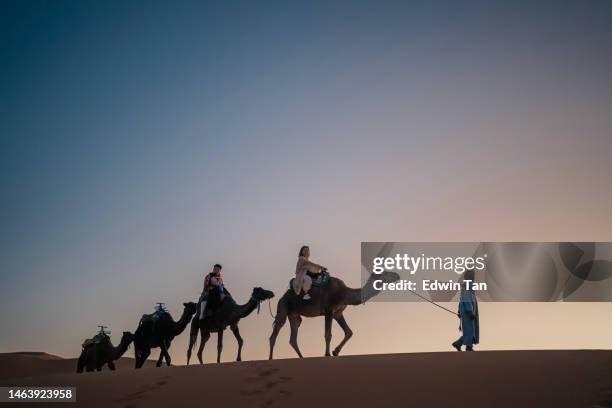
[
  {"xmin": 183, "ymin": 302, "xmax": 198, "ymax": 316},
  {"xmin": 121, "ymin": 331, "xmax": 135, "ymax": 345},
  {"xmin": 252, "ymin": 287, "xmax": 275, "ymax": 302},
  {"xmin": 352, "ymin": 271, "xmax": 401, "ymax": 304},
  {"xmin": 368, "ymin": 271, "xmax": 400, "ymax": 285}
]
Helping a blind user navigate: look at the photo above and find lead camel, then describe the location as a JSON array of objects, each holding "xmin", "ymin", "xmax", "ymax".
[{"xmin": 268, "ymin": 271, "xmax": 399, "ymax": 359}]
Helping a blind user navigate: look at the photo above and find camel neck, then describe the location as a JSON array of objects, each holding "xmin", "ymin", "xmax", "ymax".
[
  {"xmin": 171, "ymin": 309, "xmax": 192, "ymax": 336},
  {"xmin": 346, "ymin": 278, "xmax": 380, "ymax": 305},
  {"xmin": 236, "ymin": 296, "xmax": 259, "ymax": 319},
  {"xmin": 112, "ymin": 338, "xmax": 131, "ymax": 360}
]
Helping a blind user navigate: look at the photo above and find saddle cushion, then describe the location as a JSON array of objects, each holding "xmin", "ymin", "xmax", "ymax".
[
  {"xmin": 82, "ymin": 333, "xmax": 108, "ymax": 348},
  {"xmin": 307, "ymin": 271, "xmax": 330, "ymax": 287},
  {"xmin": 140, "ymin": 310, "xmax": 166, "ymax": 326},
  {"xmin": 289, "ymin": 271, "xmax": 331, "ymax": 296}
]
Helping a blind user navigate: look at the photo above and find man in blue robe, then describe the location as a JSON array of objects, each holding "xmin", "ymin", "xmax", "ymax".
[{"xmin": 452, "ymin": 269, "xmax": 479, "ymax": 351}]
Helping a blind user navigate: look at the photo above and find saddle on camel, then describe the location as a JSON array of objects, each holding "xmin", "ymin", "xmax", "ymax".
[
  {"xmin": 289, "ymin": 269, "xmax": 331, "ymax": 309},
  {"xmin": 139, "ymin": 302, "xmax": 168, "ymax": 328},
  {"xmin": 82, "ymin": 325, "xmax": 111, "ymax": 349},
  {"xmin": 293, "ymin": 269, "xmax": 331, "ymax": 290}
]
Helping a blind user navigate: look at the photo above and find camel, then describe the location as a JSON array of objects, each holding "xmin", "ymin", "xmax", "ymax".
[
  {"xmin": 268, "ymin": 271, "xmax": 400, "ymax": 359},
  {"xmin": 187, "ymin": 287, "xmax": 275, "ymax": 365},
  {"xmin": 134, "ymin": 302, "xmax": 197, "ymax": 368},
  {"xmin": 77, "ymin": 331, "xmax": 134, "ymax": 373}
]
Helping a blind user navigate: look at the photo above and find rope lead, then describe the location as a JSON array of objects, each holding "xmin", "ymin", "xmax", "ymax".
[{"xmin": 407, "ymin": 289, "xmax": 458, "ymax": 316}]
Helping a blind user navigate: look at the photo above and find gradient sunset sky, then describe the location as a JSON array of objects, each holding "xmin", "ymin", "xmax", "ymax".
[{"xmin": 1, "ymin": 1, "xmax": 612, "ymax": 363}]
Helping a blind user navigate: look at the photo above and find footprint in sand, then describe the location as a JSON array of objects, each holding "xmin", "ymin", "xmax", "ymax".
[
  {"xmin": 151, "ymin": 380, "xmax": 168, "ymax": 390},
  {"xmin": 259, "ymin": 367, "xmax": 280, "ymax": 377},
  {"xmin": 239, "ymin": 364, "xmax": 294, "ymax": 407},
  {"xmin": 116, "ymin": 379, "xmax": 168, "ymax": 404},
  {"xmin": 116, "ymin": 387, "xmax": 148, "ymax": 403}
]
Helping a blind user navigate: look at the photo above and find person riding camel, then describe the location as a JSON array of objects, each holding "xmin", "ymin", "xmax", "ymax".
[
  {"xmin": 294, "ymin": 245, "xmax": 326, "ymax": 300},
  {"xmin": 199, "ymin": 264, "xmax": 230, "ymax": 320}
]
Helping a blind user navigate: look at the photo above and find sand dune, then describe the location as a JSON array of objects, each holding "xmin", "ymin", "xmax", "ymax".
[
  {"xmin": 0, "ymin": 352, "xmax": 154, "ymax": 380},
  {"xmin": 1, "ymin": 350, "xmax": 612, "ymax": 407}
]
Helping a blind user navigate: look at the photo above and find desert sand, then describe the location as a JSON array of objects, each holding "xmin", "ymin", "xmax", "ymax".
[
  {"xmin": 0, "ymin": 352, "xmax": 155, "ymax": 380},
  {"xmin": 1, "ymin": 350, "xmax": 612, "ymax": 407}
]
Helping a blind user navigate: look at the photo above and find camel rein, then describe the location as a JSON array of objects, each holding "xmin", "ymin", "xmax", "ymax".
[
  {"xmin": 267, "ymin": 299, "xmax": 275, "ymax": 319},
  {"xmin": 406, "ymin": 289, "xmax": 458, "ymax": 316},
  {"xmin": 261, "ymin": 291, "xmax": 457, "ymax": 321},
  {"xmin": 255, "ymin": 298, "xmax": 274, "ymax": 318}
]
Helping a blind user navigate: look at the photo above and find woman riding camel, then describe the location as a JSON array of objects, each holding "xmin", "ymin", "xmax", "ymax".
[{"xmin": 294, "ymin": 245, "xmax": 326, "ymax": 300}]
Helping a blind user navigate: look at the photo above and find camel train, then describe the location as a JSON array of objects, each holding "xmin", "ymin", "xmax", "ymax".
[{"xmin": 77, "ymin": 265, "xmax": 399, "ymax": 372}]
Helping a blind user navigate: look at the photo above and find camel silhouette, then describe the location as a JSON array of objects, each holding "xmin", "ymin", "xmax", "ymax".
[
  {"xmin": 187, "ymin": 287, "xmax": 275, "ymax": 365},
  {"xmin": 268, "ymin": 271, "xmax": 399, "ymax": 359},
  {"xmin": 134, "ymin": 302, "xmax": 197, "ymax": 368},
  {"xmin": 77, "ymin": 331, "xmax": 134, "ymax": 373}
]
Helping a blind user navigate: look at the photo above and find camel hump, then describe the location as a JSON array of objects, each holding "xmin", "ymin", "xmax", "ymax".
[
  {"xmin": 82, "ymin": 332, "xmax": 110, "ymax": 348},
  {"xmin": 139, "ymin": 303, "xmax": 170, "ymax": 324},
  {"xmin": 82, "ymin": 338, "xmax": 95, "ymax": 348}
]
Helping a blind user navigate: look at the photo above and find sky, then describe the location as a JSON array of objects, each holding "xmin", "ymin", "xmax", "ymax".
[{"xmin": 1, "ymin": 0, "xmax": 612, "ymax": 364}]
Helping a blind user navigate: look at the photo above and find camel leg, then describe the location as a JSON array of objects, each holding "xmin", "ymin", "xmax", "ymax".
[
  {"xmin": 86, "ymin": 355, "xmax": 95, "ymax": 372},
  {"xmin": 135, "ymin": 350, "xmax": 142, "ymax": 369},
  {"xmin": 332, "ymin": 315, "xmax": 353, "ymax": 356},
  {"xmin": 166, "ymin": 340, "xmax": 173, "ymax": 366},
  {"xmin": 161, "ymin": 339, "xmax": 172, "ymax": 366},
  {"xmin": 324, "ymin": 314, "xmax": 332, "ymax": 357},
  {"xmin": 269, "ymin": 298, "xmax": 289, "ymax": 360},
  {"xmin": 135, "ymin": 348, "xmax": 150, "ymax": 369},
  {"xmin": 230, "ymin": 324, "xmax": 244, "ymax": 361},
  {"xmin": 288, "ymin": 315, "xmax": 304, "ymax": 358},
  {"xmin": 197, "ymin": 330, "xmax": 210, "ymax": 364},
  {"xmin": 156, "ymin": 349, "xmax": 164, "ymax": 367},
  {"xmin": 94, "ymin": 349, "xmax": 101, "ymax": 371},
  {"xmin": 77, "ymin": 354, "xmax": 85, "ymax": 373},
  {"xmin": 107, "ymin": 360, "xmax": 116, "ymax": 371},
  {"xmin": 187, "ymin": 318, "xmax": 199, "ymax": 365},
  {"xmin": 216, "ymin": 330, "xmax": 224, "ymax": 364},
  {"xmin": 269, "ymin": 314, "xmax": 287, "ymax": 360},
  {"xmin": 95, "ymin": 351, "xmax": 102, "ymax": 371}
]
